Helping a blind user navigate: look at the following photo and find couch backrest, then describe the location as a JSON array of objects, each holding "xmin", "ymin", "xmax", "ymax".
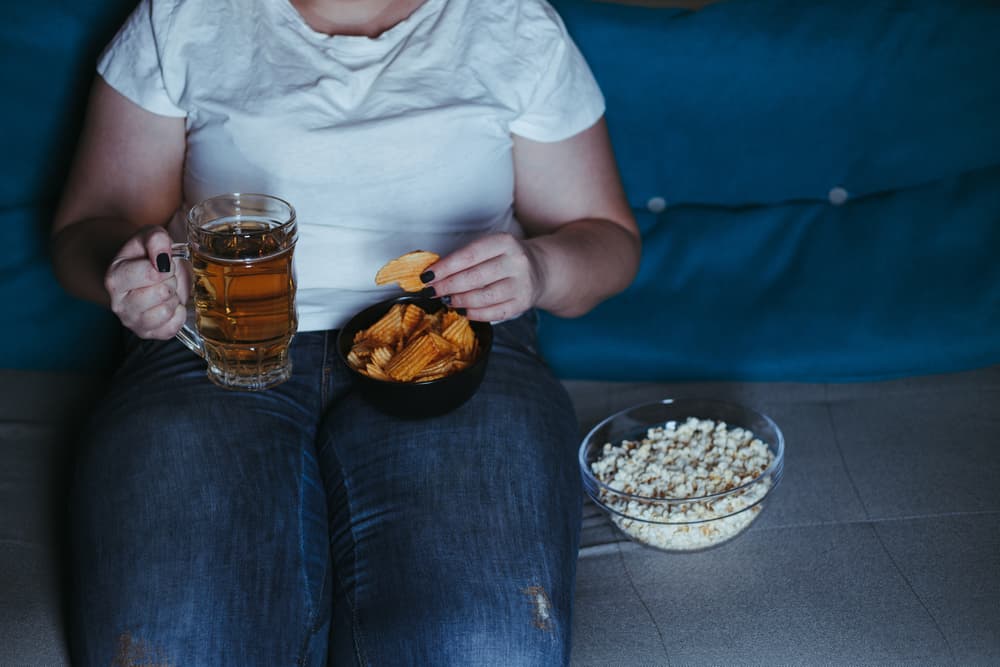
[
  {"xmin": 1, "ymin": 1, "xmax": 136, "ymax": 371},
  {"xmin": 554, "ymin": 0, "xmax": 1000, "ymax": 209},
  {"xmin": 2, "ymin": 0, "xmax": 999, "ymax": 381},
  {"xmin": 538, "ymin": 0, "xmax": 1000, "ymax": 381}
]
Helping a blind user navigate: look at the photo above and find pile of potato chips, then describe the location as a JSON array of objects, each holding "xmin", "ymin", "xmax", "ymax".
[{"xmin": 347, "ymin": 303, "xmax": 480, "ymax": 383}]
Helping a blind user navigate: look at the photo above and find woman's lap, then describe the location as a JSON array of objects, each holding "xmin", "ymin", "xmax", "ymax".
[{"xmin": 71, "ymin": 314, "xmax": 581, "ymax": 666}]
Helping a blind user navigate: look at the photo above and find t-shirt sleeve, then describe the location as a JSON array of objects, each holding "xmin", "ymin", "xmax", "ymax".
[
  {"xmin": 508, "ymin": 1, "xmax": 605, "ymax": 143},
  {"xmin": 96, "ymin": 0, "xmax": 186, "ymax": 118}
]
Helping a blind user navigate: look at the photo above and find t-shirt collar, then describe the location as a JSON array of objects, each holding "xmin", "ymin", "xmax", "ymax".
[{"xmin": 275, "ymin": 0, "xmax": 446, "ymax": 55}]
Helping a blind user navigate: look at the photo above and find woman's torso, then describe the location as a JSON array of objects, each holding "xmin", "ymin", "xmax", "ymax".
[{"xmin": 100, "ymin": 0, "xmax": 602, "ymax": 330}]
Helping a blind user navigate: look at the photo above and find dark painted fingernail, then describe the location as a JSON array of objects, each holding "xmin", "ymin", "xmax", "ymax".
[
  {"xmin": 420, "ymin": 270, "xmax": 435, "ymax": 284},
  {"xmin": 156, "ymin": 253, "xmax": 170, "ymax": 273},
  {"xmin": 455, "ymin": 308, "xmax": 467, "ymax": 316},
  {"xmin": 440, "ymin": 295, "xmax": 452, "ymax": 306},
  {"xmin": 419, "ymin": 286, "xmax": 436, "ymax": 298}
]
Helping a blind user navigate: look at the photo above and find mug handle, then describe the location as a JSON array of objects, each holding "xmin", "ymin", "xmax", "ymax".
[{"xmin": 171, "ymin": 242, "xmax": 205, "ymax": 358}]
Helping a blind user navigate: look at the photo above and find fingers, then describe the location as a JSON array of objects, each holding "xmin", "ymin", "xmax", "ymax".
[
  {"xmin": 105, "ymin": 256, "xmax": 170, "ymax": 295},
  {"xmin": 105, "ymin": 226, "xmax": 187, "ymax": 339},
  {"xmin": 426, "ymin": 234, "xmax": 541, "ymax": 322},
  {"xmin": 427, "ymin": 234, "xmax": 520, "ymax": 285},
  {"xmin": 117, "ymin": 225, "xmax": 175, "ymax": 265},
  {"xmin": 143, "ymin": 227, "xmax": 176, "ymax": 274},
  {"xmin": 125, "ymin": 276, "xmax": 179, "ymax": 313},
  {"xmin": 447, "ymin": 278, "xmax": 523, "ymax": 323},
  {"xmin": 107, "ymin": 272, "xmax": 186, "ymax": 339},
  {"xmin": 431, "ymin": 253, "xmax": 516, "ymax": 297},
  {"xmin": 129, "ymin": 294, "xmax": 187, "ymax": 340}
]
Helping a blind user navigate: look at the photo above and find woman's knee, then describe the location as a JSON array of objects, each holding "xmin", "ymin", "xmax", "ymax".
[
  {"xmin": 70, "ymin": 377, "xmax": 330, "ymax": 667},
  {"xmin": 354, "ymin": 587, "xmax": 574, "ymax": 667}
]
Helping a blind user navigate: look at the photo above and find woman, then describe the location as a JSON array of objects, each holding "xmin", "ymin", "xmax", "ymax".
[{"xmin": 51, "ymin": 0, "xmax": 639, "ymax": 664}]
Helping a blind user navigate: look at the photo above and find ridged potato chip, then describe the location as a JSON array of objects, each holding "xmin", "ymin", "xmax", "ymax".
[
  {"xmin": 374, "ymin": 250, "xmax": 440, "ymax": 292},
  {"xmin": 350, "ymin": 250, "xmax": 481, "ymax": 383},
  {"xmin": 385, "ymin": 334, "xmax": 434, "ymax": 381},
  {"xmin": 441, "ymin": 316, "xmax": 476, "ymax": 359},
  {"xmin": 347, "ymin": 302, "xmax": 481, "ymax": 383},
  {"xmin": 401, "ymin": 303, "xmax": 425, "ymax": 337},
  {"xmin": 362, "ymin": 303, "xmax": 404, "ymax": 344}
]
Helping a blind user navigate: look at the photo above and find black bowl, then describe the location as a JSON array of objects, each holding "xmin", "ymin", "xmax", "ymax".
[{"xmin": 336, "ymin": 295, "xmax": 493, "ymax": 419}]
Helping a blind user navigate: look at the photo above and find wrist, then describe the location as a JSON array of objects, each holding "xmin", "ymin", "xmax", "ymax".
[{"xmin": 522, "ymin": 237, "xmax": 553, "ymax": 311}]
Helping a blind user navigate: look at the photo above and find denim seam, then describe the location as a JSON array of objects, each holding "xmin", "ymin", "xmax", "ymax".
[
  {"xmin": 331, "ymin": 538, "xmax": 369, "ymax": 667},
  {"xmin": 298, "ymin": 449, "xmax": 316, "ymax": 623},
  {"xmin": 321, "ymin": 335, "xmax": 370, "ymax": 667},
  {"xmin": 296, "ymin": 446, "xmax": 331, "ymax": 667},
  {"xmin": 321, "ymin": 332, "xmax": 332, "ymax": 407},
  {"xmin": 327, "ymin": 441, "xmax": 370, "ymax": 666},
  {"xmin": 296, "ymin": 558, "xmax": 331, "ymax": 666},
  {"xmin": 299, "ymin": 337, "xmax": 335, "ymax": 667}
]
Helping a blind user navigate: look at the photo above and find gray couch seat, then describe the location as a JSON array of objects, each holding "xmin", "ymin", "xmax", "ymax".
[
  {"xmin": 568, "ymin": 367, "xmax": 999, "ymax": 665},
  {"xmin": 2, "ymin": 366, "xmax": 999, "ymax": 665}
]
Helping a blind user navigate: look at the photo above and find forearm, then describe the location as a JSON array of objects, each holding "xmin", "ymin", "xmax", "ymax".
[
  {"xmin": 48, "ymin": 77, "xmax": 187, "ymax": 308},
  {"xmin": 50, "ymin": 216, "xmax": 141, "ymax": 307},
  {"xmin": 527, "ymin": 218, "xmax": 641, "ymax": 318}
]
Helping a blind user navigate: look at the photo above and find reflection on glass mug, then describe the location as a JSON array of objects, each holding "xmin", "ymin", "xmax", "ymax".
[{"xmin": 171, "ymin": 193, "xmax": 298, "ymax": 391}]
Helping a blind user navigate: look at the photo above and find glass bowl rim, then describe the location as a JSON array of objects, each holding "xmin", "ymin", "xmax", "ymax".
[{"xmin": 579, "ymin": 397, "xmax": 785, "ymax": 504}]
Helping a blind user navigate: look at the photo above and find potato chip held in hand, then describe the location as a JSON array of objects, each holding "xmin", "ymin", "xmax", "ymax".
[{"xmin": 374, "ymin": 250, "xmax": 440, "ymax": 292}]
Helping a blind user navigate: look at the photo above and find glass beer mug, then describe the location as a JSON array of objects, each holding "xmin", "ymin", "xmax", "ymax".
[{"xmin": 171, "ymin": 193, "xmax": 298, "ymax": 391}]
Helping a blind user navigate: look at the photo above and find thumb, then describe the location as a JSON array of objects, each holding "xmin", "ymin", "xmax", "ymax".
[{"xmin": 142, "ymin": 226, "xmax": 176, "ymax": 274}]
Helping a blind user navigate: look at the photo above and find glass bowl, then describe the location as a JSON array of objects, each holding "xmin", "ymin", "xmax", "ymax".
[
  {"xmin": 579, "ymin": 398, "xmax": 785, "ymax": 552},
  {"xmin": 336, "ymin": 295, "xmax": 493, "ymax": 419}
]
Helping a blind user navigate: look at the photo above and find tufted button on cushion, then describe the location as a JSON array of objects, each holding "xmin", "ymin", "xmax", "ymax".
[
  {"xmin": 828, "ymin": 187, "xmax": 849, "ymax": 206},
  {"xmin": 646, "ymin": 196, "xmax": 667, "ymax": 213},
  {"xmin": 554, "ymin": 0, "xmax": 1000, "ymax": 208}
]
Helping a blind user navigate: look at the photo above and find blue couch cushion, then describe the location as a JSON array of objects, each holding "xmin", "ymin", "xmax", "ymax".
[
  {"xmin": 530, "ymin": 1, "xmax": 1000, "ymax": 381},
  {"xmin": 539, "ymin": 165, "xmax": 1000, "ymax": 381},
  {"xmin": 0, "ymin": 206, "xmax": 119, "ymax": 372},
  {"xmin": 0, "ymin": 2, "xmax": 134, "ymax": 371},
  {"xmin": 555, "ymin": 0, "xmax": 1000, "ymax": 208},
  {"xmin": 3, "ymin": 0, "xmax": 999, "ymax": 382}
]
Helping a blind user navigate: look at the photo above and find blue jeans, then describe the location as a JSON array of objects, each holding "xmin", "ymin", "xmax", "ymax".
[{"xmin": 70, "ymin": 313, "xmax": 581, "ymax": 666}]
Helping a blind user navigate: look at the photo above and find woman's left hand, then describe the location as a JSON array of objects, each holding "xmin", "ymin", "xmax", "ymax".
[
  {"xmin": 426, "ymin": 118, "xmax": 640, "ymax": 323},
  {"xmin": 423, "ymin": 233, "xmax": 547, "ymax": 322}
]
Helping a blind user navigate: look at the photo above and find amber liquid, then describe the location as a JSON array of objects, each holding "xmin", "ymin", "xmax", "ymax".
[{"xmin": 191, "ymin": 217, "xmax": 296, "ymax": 390}]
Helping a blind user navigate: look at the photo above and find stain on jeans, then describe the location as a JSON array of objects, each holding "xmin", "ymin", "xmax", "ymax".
[
  {"xmin": 523, "ymin": 586, "xmax": 554, "ymax": 632},
  {"xmin": 112, "ymin": 632, "xmax": 173, "ymax": 667}
]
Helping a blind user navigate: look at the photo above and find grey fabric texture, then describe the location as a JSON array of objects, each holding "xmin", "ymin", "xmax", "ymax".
[
  {"xmin": 0, "ymin": 371, "xmax": 103, "ymax": 667},
  {"xmin": 1, "ymin": 367, "xmax": 998, "ymax": 666},
  {"xmin": 569, "ymin": 367, "xmax": 1000, "ymax": 666}
]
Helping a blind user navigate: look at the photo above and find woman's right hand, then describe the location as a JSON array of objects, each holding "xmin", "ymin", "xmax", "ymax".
[{"xmin": 105, "ymin": 226, "xmax": 190, "ymax": 340}]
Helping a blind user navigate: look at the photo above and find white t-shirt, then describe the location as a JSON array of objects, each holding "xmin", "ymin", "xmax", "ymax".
[{"xmin": 98, "ymin": 0, "xmax": 605, "ymax": 331}]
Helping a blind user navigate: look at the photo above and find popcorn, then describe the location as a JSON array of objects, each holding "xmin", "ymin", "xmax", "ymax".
[{"xmin": 590, "ymin": 417, "xmax": 776, "ymax": 551}]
